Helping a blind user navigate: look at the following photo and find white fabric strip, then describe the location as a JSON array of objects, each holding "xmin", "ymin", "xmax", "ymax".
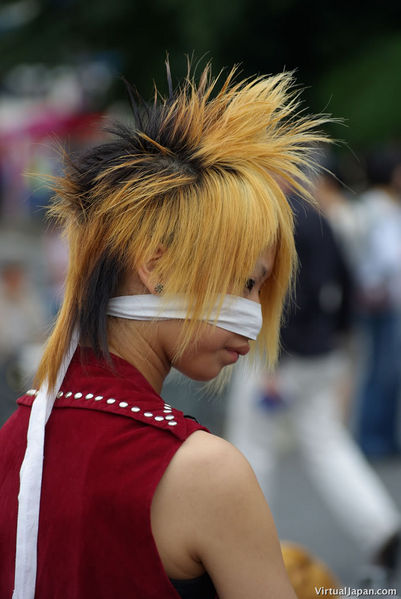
[
  {"xmin": 107, "ymin": 294, "xmax": 263, "ymax": 341},
  {"xmin": 13, "ymin": 326, "xmax": 80, "ymax": 599},
  {"xmin": 13, "ymin": 294, "xmax": 262, "ymax": 598}
]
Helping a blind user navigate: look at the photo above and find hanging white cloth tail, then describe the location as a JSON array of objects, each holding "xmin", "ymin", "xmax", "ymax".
[{"xmin": 12, "ymin": 326, "xmax": 80, "ymax": 599}]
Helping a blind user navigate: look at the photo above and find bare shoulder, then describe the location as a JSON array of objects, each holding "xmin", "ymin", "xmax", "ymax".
[
  {"xmin": 169, "ymin": 430, "xmax": 272, "ymax": 531},
  {"xmin": 151, "ymin": 431, "xmax": 253, "ymax": 579},
  {"xmin": 162, "ymin": 430, "xmax": 265, "ymax": 515},
  {"xmin": 154, "ymin": 430, "xmax": 296, "ymax": 598},
  {"xmin": 172, "ymin": 429, "xmax": 254, "ymax": 483},
  {"xmin": 153, "ymin": 430, "xmax": 256, "ymax": 534}
]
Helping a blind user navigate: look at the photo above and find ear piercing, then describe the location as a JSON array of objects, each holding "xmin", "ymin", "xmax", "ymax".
[{"xmin": 154, "ymin": 283, "xmax": 164, "ymax": 294}]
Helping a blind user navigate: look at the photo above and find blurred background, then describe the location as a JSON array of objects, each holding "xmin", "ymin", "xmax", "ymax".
[{"xmin": 1, "ymin": 0, "xmax": 401, "ymax": 593}]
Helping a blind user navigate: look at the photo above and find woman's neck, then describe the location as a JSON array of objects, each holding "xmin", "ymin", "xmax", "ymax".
[{"xmin": 107, "ymin": 319, "xmax": 171, "ymax": 394}]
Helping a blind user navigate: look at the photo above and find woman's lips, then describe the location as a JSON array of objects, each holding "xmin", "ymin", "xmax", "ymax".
[
  {"xmin": 225, "ymin": 349, "xmax": 239, "ymax": 362},
  {"xmin": 226, "ymin": 345, "xmax": 250, "ymax": 356},
  {"xmin": 225, "ymin": 345, "xmax": 250, "ymax": 362}
]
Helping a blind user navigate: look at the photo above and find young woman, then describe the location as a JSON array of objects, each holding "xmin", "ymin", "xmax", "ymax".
[{"xmin": 0, "ymin": 65, "xmax": 326, "ymax": 599}]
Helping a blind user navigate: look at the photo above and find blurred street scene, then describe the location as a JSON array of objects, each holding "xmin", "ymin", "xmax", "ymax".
[{"xmin": 1, "ymin": 0, "xmax": 401, "ymax": 594}]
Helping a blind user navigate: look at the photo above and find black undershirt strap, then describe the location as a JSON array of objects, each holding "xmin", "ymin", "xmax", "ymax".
[{"xmin": 169, "ymin": 572, "xmax": 216, "ymax": 598}]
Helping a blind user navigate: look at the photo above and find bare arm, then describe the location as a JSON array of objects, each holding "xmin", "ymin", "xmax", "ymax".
[{"xmin": 151, "ymin": 431, "xmax": 297, "ymax": 599}]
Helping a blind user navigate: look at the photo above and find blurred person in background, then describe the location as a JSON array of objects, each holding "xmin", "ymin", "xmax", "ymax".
[
  {"xmin": 346, "ymin": 147, "xmax": 401, "ymax": 459},
  {"xmin": 226, "ymin": 181, "xmax": 401, "ymax": 587},
  {"xmin": 308, "ymin": 163, "xmax": 358, "ymax": 422},
  {"xmin": 0, "ymin": 260, "xmax": 46, "ymax": 426},
  {"xmin": 42, "ymin": 225, "xmax": 69, "ymax": 317},
  {"xmin": 0, "ymin": 66, "xmax": 327, "ymax": 599}
]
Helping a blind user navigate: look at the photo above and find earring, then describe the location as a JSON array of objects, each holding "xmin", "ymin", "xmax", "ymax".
[{"xmin": 154, "ymin": 283, "xmax": 164, "ymax": 294}]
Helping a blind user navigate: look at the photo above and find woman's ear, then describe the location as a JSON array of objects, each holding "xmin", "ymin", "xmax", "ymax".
[{"xmin": 137, "ymin": 247, "xmax": 165, "ymax": 295}]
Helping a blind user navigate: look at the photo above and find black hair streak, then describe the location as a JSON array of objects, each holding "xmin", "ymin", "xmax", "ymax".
[{"xmin": 79, "ymin": 252, "xmax": 125, "ymax": 363}]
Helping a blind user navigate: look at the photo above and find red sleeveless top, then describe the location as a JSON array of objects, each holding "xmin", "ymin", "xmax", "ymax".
[{"xmin": 0, "ymin": 348, "xmax": 210, "ymax": 599}]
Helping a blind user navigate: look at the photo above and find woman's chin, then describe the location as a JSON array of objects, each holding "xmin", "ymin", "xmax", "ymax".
[
  {"xmin": 177, "ymin": 363, "xmax": 226, "ymax": 383},
  {"xmin": 185, "ymin": 370, "xmax": 221, "ymax": 382},
  {"xmin": 201, "ymin": 364, "xmax": 236, "ymax": 394}
]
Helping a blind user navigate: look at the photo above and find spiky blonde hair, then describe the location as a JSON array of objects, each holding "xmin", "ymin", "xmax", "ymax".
[{"xmin": 36, "ymin": 65, "xmax": 328, "ymax": 390}]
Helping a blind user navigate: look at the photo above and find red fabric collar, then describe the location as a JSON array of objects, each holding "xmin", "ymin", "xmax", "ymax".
[{"xmin": 18, "ymin": 347, "xmax": 202, "ymax": 442}]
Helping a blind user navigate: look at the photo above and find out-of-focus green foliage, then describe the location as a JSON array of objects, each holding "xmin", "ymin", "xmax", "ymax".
[
  {"xmin": 1, "ymin": 0, "xmax": 401, "ymax": 146},
  {"xmin": 317, "ymin": 35, "xmax": 401, "ymax": 146}
]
